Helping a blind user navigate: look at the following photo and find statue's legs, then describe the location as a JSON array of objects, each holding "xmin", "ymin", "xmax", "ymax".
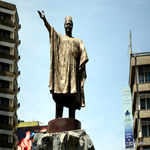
[
  {"xmin": 69, "ymin": 95, "xmax": 76, "ymax": 119},
  {"xmin": 56, "ymin": 98, "xmax": 63, "ymax": 118},
  {"xmin": 69, "ymin": 106, "xmax": 76, "ymax": 118},
  {"xmin": 54, "ymin": 94, "xmax": 77, "ymax": 119}
]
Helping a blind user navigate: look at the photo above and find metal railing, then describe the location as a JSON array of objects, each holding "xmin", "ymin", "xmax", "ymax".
[{"xmin": 131, "ymin": 52, "xmax": 150, "ymax": 57}]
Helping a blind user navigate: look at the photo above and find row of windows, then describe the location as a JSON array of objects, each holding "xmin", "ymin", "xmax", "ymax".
[
  {"xmin": 0, "ymin": 134, "xmax": 8, "ymax": 142},
  {"xmin": 0, "ymin": 97, "xmax": 9, "ymax": 106},
  {"xmin": 0, "ymin": 62, "xmax": 9, "ymax": 71},
  {"xmin": 142, "ymin": 119, "xmax": 150, "ymax": 137},
  {"xmin": 143, "ymin": 146, "xmax": 150, "ymax": 150},
  {"xmin": 0, "ymin": 45, "xmax": 10, "ymax": 54},
  {"xmin": 140, "ymin": 92, "xmax": 150, "ymax": 110},
  {"xmin": 0, "ymin": 115, "xmax": 9, "ymax": 124},
  {"xmin": 0, "ymin": 80, "xmax": 9, "ymax": 88},
  {"xmin": 0, "ymin": 12, "xmax": 11, "ymax": 22},
  {"xmin": 0, "ymin": 29, "xmax": 10, "ymax": 38},
  {"xmin": 139, "ymin": 66, "xmax": 150, "ymax": 83}
]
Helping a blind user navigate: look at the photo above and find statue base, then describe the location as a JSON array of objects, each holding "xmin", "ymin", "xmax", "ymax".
[
  {"xmin": 33, "ymin": 129, "xmax": 95, "ymax": 150},
  {"xmin": 48, "ymin": 118, "xmax": 81, "ymax": 133}
]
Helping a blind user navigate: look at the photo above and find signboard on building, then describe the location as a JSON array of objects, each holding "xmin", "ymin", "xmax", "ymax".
[
  {"xmin": 17, "ymin": 125, "xmax": 47, "ymax": 150},
  {"xmin": 122, "ymin": 87, "xmax": 134, "ymax": 149}
]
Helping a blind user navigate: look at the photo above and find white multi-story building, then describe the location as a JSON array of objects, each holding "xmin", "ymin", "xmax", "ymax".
[
  {"xmin": 129, "ymin": 52, "xmax": 150, "ymax": 150},
  {"xmin": 0, "ymin": 1, "xmax": 21, "ymax": 150}
]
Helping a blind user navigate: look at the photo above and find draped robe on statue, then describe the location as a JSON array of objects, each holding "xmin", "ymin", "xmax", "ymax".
[{"xmin": 45, "ymin": 20, "xmax": 89, "ymax": 110}]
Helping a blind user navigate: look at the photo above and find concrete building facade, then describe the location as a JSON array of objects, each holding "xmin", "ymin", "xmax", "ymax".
[
  {"xmin": 0, "ymin": 1, "xmax": 21, "ymax": 150},
  {"xmin": 129, "ymin": 52, "xmax": 150, "ymax": 150}
]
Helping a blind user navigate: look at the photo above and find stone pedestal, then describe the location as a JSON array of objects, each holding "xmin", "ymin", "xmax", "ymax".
[
  {"xmin": 33, "ymin": 129, "xmax": 95, "ymax": 150},
  {"xmin": 48, "ymin": 118, "xmax": 81, "ymax": 133}
]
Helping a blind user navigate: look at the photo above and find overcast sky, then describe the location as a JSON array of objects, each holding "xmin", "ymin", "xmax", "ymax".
[{"xmin": 2, "ymin": 0, "xmax": 150, "ymax": 149}]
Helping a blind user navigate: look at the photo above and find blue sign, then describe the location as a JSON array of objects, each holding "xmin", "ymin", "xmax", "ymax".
[{"xmin": 122, "ymin": 87, "xmax": 134, "ymax": 149}]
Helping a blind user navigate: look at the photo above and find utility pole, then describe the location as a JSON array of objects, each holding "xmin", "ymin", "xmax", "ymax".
[{"xmin": 128, "ymin": 30, "xmax": 132, "ymax": 55}]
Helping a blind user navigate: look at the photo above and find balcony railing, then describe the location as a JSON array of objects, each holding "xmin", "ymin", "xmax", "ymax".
[
  {"xmin": 13, "ymin": 132, "xmax": 18, "ymax": 142},
  {"xmin": 15, "ymin": 12, "xmax": 19, "ymax": 25},
  {"xmin": 14, "ymin": 79, "xmax": 18, "ymax": 90},
  {"xmin": 14, "ymin": 46, "xmax": 18, "ymax": 57},
  {"xmin": 14, "ymin": 96, "xmax": 18, "ymax": 106},
  {"xmin": 13, "ymin": 114, "xmax": 18, "ymax": 124},
  {"xmin": 14, "ymin": 62, "xmax": 18, "ymax": 75},
  {"xmin": 15, "ymin": 30, "xmax": 19, "ymax": 42}
]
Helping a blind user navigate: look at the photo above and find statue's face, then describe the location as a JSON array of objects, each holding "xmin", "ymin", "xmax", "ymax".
[{"xmin": 64, "ymin": 20, "xmax": 73, "ymax": 33}]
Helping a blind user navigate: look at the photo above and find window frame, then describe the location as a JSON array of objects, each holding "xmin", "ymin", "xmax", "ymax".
[
  {"xmin": 0, "ymin": 115, "xmax": 9, "ymax": 124},
  {"xmin": 143, "ymin": 146, "xmax": 150, "ymax": 150},
  {"xmin": 0, "ymin": 97, "xmax": 9, "ymax": 106},
  {"xmin": 0, "ymin": 12, "xmax": 11, "ymax": 22},
  {"xmin": 138, "ymin": 66, "xmax": 150, "ymax": 83},
  {"xmin": 0, "ymin": 133, "xmax": 9, "ymax": 142},
  {"xmin": 0, "ymin": 29, "xmax": 10, "ymax": 38},
  {"xmin": 0, "ymin": 62, "xmax": 10, "ymax": 72},
  {"xmin": 140, "ymin": 92, "xmax": 150, "ymax": 110},
  {"xmin": 141, "ymin": 118, "xmax": 150, "ymax": 137},
  {"xmin": 0, "ymin": 45, "xmax": 10, "ymax": 54},
  {"xmin": 0, "ymin": 80, "xmax": 9, "ymax": 88}
]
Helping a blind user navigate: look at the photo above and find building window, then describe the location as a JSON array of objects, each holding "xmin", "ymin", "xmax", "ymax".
[
  {"xmin": 0, "ymin": 45, "xmax": 10, "ymax": 54},
  {"xmin": 0, "ymin": 29, "xmax": 10, "ymax": 38},
  {"xmin": 0, "ymin": 115, "xmax": 9, "ymax": 124},
  {"xmin": 139, "ymin": 66, "xmax": 150, "ymax": 83},
  {"xmin": 0, "ymin": 134, "xmax": 8, "ymax": 142},
  {"xmin": 143, "ymin": 146, "xmax": 150, "ymax": 150},
  {"xmin": 141, "ymin": 119, "xmax": 150, "ymax": 137},
  {"xmin": 0, "ymin": 62, "xmax": 9, "ymax": 71},
  {"xmin": 0, "ymin": 97, "xmax": 9, "ymax": 106},
  {"xmin": 0, "ymin": 12, "xmax": 11, "ymax": 21},
  {"xmin": 140, "ymin": 92, "xmax": 150, "ymax": 110},
  {"xmin": 0, "ymin": 80, "xmax": 9, "ymax": 88}
]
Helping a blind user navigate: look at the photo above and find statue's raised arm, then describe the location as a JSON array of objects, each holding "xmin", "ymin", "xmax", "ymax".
[
  {"xmin": 37, "ymin": 10, "xmax": 51, "ymax": 33},
  {"xmin": 37, "ymin": 10, "xmax": 45, "ymax": 20}
]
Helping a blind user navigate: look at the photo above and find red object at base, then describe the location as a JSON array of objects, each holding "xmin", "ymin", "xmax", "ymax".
[{"xmin": 48, "ymin": 118, "xmax": 81, "ymax": 133}]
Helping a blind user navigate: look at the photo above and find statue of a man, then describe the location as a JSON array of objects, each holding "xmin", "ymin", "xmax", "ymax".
[{"xmin": 38, "ymin": 11, "xmax": 89, "ymax": 119}]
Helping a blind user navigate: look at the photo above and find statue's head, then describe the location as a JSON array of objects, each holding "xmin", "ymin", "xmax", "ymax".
[{"xmin": 64, "ymin": 16, "xmax": 73, "ymax": 35}]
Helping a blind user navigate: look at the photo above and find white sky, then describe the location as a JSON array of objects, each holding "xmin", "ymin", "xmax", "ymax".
[{"xmin": 2, "ymin": 0, "xmax": 150, "ymax": 149}]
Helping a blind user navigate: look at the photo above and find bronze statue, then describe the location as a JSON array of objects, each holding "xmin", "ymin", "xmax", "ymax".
[{"xmin": 38, "ymin": 11, "xmax": 89, "ymax": 119}]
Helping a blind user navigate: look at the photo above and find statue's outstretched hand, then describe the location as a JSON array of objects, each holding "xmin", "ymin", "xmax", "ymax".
[
  {"xmin": 37, "ymin": 10, "xmax": 45, "ymax": 20},
  {"xmin": 38, "ymin": 10, "xmax": 51, "ymax": 32}
]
